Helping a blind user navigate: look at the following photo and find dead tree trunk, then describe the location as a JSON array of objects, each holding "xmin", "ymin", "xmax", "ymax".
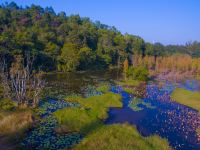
[{"xmin": 0, "ymin": 54, "xmax": 45, "ymax": 108}]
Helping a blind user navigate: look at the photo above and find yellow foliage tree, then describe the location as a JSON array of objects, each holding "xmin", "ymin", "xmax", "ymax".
[{"xmin": 123, "ymin": 58, "xmax": 129, "ymax": 80}]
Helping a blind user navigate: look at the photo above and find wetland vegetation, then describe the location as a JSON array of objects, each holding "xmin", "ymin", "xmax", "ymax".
[{"xmin": 0, "ymin": 2, "xmax": 200, "ymax": 150}]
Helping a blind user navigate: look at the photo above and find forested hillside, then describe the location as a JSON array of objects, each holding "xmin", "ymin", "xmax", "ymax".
[{"xmin": 0, "ymin": 2, "xmax": 200, "ymax": 71}]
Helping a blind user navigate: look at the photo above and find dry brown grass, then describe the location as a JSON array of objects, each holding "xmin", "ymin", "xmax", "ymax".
[{"xmin": 0, "ymin": 111, "xmax": 33, "ymax": 136}]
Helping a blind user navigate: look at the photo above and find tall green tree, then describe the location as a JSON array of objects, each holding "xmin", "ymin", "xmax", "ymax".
[{"xmin": 58, "ymin": 43, "xmax": 79, "ymax": 72}]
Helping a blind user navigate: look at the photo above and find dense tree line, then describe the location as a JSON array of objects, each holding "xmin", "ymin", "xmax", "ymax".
[{"xmin": 0, "ymin": 2, "xmax": 200, "ymax": 72}]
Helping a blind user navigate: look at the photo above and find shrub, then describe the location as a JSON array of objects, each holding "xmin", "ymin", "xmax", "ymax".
[{"xmin": 126, "ymin": 66, "xmax": 149, "ymax": 81}]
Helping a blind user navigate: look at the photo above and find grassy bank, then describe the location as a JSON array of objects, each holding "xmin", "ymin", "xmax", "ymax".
[
  {"xmin": 171, "ymin": 88, "xmax": 200, "ymax": 113},
  {"xmin": 72, "ymin": 124, "xmax": 172, "ymax": 150}
]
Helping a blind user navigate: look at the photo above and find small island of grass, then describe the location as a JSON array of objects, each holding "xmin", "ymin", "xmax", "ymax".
[
  {"xmin": 54, "ymin": 93, "xmax": 122, "ymax": 134},
  {"xmin": 171, "ymin": 88, "xmax": 200, "ymax": 113},
  {"xmin": 128, "ymin": 98, "xmax": 155, "ymax": 111}
]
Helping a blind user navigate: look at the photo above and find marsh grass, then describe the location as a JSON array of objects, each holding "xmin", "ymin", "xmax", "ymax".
[
  {"xmin": 72, "ymin": 124, "xmax": 172, "ymax": 150},
  {"xmin": 115, "ymin": 79, "xmax": 142, "ymax": 87},
  {"xmin": 0, "ymin": 109, "xmax": 33, "ymax": 149},
  {"xmin": 96, "ymin": 84, "xmax": 111, "ymax": 93},
  {"xmin": 0, "ymin": 110, "xmax": 33, "ymax": 136},
  {"xmin": 54, "ymin": 108, "xmax": 102, "ymax": 134},
  {"xmin": 171, "ymin": 88, "xmax": 200, "ymax": 113},
  {"xmin": 123, "ymin": 87, "xmax": 136, "ymax": 94},
  {"xmin": 65, "ymin": 92, "xmax": 122, "ymax": 119},
  {"xmin": 54, "ymin": 93, "xmax": 122, "ymax": 134}
]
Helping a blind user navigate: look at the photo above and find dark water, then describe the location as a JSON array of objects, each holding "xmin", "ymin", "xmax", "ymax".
[
  {"xmin": 105, "ymin": 80, "xmax": 200, "ymax": 150},
  {"xmin": 44, "ymin": 69, "xmax": 121, "ymax": 98}
]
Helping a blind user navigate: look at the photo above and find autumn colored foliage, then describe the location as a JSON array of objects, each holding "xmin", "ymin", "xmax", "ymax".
[{"xmin": 133, "ymin": 54, "xmax": 200, "ymax": 74}]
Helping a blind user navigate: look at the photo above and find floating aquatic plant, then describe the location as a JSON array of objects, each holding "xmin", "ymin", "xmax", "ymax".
[
  {"xmin": 22, "ymin": 100, "xmax": 82, "ymax": 150},
  {"xmin": 81, "ymin": 85, "xmax": 102, "ymax": 98},
  {"xmin": 128, "ymin": 98, "xmax": 156, "ymax": 111}
]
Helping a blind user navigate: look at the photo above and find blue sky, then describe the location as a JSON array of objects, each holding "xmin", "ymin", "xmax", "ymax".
[{"xmin": 1, "ymin": 0, "xmax": 200, "ymax": 45}]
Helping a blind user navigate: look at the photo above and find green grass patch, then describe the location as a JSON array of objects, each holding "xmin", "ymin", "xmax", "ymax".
[
  {"xmin": 54, "ymin": 108, "xmax": 102, "ymax": 134},
  {"xmin": 96, "ymin": 84, "xmax": 110, "ymax": 93},
  {"xmin": 115, "ymin": 79, "xmax": 142, "ymax": 87},
  {"xmin": 55, "ymin": 93, "xmax": 122, "ymax": 134},
  {"xmin": 72, "ymin": 124, "xmax": 172, "ymax": 150},
  {"xmin": 171, "ymin": 88, "xmax": 200, "ymax": 114},
  {"xmin": 124, "ymin": 87, "xmax": 136, "ymax": 95},
  {"xmin": 66, "ymin": 92, "xmax": 122, "ymax": 119},
  {"xmin": 128, "ymin": 98, "xmax": 155, "ymax": 111}
]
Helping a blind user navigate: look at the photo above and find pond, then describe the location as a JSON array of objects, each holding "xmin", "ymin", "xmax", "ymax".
[
  {"xmin": 23, "ymin": 70, "xmax": 200, "ymax": 150},
  {"xmin": 43, "ymin": 69, "xmax": 121, "ymax": 99}
]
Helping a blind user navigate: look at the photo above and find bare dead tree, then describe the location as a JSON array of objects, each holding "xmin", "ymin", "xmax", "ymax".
[
  {"xmin": 29, "ymin": 71, "xmax": 45, "ymax": 107},
  {"xmin": 0, "ymin": 54, "xmax": 45, "ymax": 108},
  {"xmin": 0, "ymin": 58, "xmax": 12, "ymax": 99}
]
